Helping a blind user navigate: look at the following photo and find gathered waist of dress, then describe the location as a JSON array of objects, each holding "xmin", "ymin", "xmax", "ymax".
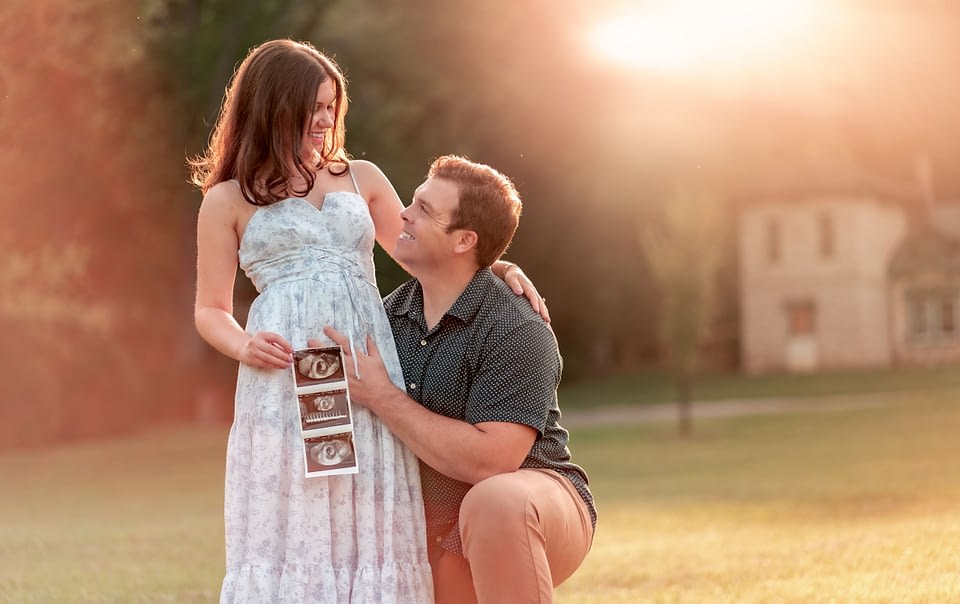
[
  {"xmin": 244, "ymin": 249, "xmax": 384, "ymax": 380},
  {"xmin": 245, "ymin": 247, "xmax": 376, "ymax": 294},
  {"xmin": 260, "ymin": 267, "xmax": 377, "ymax": 293}
]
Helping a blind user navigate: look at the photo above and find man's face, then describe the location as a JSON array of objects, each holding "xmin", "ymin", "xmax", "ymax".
[{"xmin": 395, "ymin": 176, "xmax": 462, "ymax": 272}]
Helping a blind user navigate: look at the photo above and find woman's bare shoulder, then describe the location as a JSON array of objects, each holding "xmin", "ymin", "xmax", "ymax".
[
  {"xmin": 204, "ymin": 180, "xmax": 251, "ymax": 206},
  {"xmin": 347, "ymin": 159, "xmax": 389, "ymax": 181},
  {"xmin": 347, "ymin": 159, "xmax": 399, "ymax": 199},
  {"xmin": 199, "ymin": 180, "xmax": 256, "ymax": 221}
]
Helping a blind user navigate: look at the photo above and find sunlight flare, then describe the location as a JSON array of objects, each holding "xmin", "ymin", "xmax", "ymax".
[{"xmin": 588, "ymin": 0, "xmax": 828, "ymax": 73}]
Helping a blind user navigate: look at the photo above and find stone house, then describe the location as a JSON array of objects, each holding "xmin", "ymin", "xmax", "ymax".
[{"xmin": 738, "ymin": 190, "xmax": 960, "ymax": 374}]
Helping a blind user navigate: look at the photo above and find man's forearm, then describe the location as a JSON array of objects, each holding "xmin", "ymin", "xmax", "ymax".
[{"xmin": 366, "ymin": 386, "xmax": 523, "ymax": 484}]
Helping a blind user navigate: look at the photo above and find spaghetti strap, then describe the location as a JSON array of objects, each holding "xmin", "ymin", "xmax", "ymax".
[{"xmin": 347, "ymin": 163, "xmax": 362, "ymax": 196}]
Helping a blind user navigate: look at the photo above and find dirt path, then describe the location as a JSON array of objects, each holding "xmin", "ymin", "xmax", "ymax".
[{"xmin": 560, "ymin": 391, "xmax": 906, "ymax": 428}]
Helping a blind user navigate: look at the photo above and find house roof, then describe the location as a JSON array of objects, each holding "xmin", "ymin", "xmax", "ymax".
[
  {"xmin": 890, "ymin": 203, "xmax": 960, "ymax": 277},
  {"xmin": 732, "ymin": 173, "xmax": 924, "ymax": 210}
]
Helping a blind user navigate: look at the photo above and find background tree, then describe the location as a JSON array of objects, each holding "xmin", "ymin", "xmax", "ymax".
[
  {"xmin": 145, "ymin": 0, "xmax": 661, "ymax": 385},
  {"xmin": 4, "ymin": 0, "xmax": 960, "ymax": 447},
  {"xmin": 0, "ymin": 0, "xmax": 189, "ymax": 445},
  {"xmin": 141, "ymin": 0, "xmax": 346, "ymax": 418},
  {"xmin": 308, "ymin": 0, "xmax": 663, "ymax": 375},
  {"xmin": 639, "ymin": 187, "xmax": 727, "ymax": 436}
]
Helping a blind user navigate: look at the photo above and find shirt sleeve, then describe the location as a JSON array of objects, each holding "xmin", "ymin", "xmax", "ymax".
[{"xmin": 464, "ymin": 319, "xmax": 562, "ymax": 433}]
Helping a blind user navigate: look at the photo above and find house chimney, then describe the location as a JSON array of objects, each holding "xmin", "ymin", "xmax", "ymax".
[{"xmin": 913, "ymin": 152, "xmax": 935, "ymax": 207}]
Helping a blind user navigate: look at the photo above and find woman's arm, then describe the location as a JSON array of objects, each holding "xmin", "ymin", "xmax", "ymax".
[
  {"xmin": 194, "ymin": 183, "xmax": 293, "ymax": 369},
  {"xmin": 491, "ymin": 260, "xmax": 550, "ymax": 321},
  {"xmin": 349, "ymin": 160, "xmax": 405, "ymax": 259}
]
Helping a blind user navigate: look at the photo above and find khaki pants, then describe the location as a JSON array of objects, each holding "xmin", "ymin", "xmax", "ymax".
[{"xmin": 429, "ymin": 469, "xmax": 594, "ymax": 604}]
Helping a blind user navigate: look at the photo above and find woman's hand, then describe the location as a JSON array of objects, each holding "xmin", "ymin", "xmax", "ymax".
[
  {"xmin": 238, "ymin": 331, "xmax": 294, "ymax": 369},
  {"xmin": 501, "ymin": 263, "xmax": 551, "ymax": 323}
]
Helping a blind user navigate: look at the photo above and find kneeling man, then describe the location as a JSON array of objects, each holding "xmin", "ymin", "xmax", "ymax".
[{"xmin": 326, "ymin": 155, "xmax": 596, "ymax": 603}]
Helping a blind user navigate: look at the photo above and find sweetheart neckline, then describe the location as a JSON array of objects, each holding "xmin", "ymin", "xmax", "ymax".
[
  {"xmin": 277, "ymin": 190, "xmax": 364, "ymax": 213},
  {"xmin": 239, "ymin": 191, "xmax": 366, "ymax": 249}
]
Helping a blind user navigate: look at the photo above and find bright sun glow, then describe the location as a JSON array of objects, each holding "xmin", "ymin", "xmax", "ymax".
[{"xmin": 588, "ymin": 0, "xmax": 827, "ymax": 73}]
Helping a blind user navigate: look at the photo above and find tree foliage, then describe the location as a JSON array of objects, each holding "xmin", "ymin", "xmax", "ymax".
[
  {"xmin": 7, "ymin": 0, "xmax": 955, "ymax": 447},
  {"xmin": 144, "ymin": 0, "xmax": 663, "ymax": 381},
  {"xmin": 305, "ymin": 0, "xmax": 664, "ymax": 373},
  {"xmin": 0, "ymin": 0, "xmax": 190, "ymax": 445},
  {"xmin": 142, "ymin": 0, "xmax": 342, "ymax": 152}
]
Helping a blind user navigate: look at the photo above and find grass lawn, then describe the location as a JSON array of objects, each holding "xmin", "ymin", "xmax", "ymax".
[
  {"xmin": 2, "ymin": 384, "xmax": 959, "ymax": 602},
  {"xmin": 557, "ymin": 386, "xmax": 960, "ymax": 603}
]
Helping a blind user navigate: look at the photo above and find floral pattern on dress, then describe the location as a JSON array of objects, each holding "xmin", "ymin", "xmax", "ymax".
[{"xmin": 221, "ymin": 192, "xmax": 433, "ymax": 603}]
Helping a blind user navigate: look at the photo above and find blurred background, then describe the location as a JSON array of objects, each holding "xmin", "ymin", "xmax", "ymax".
[{"xmin": 2, "ymin": 0, "xmax": 959, "ymax": 448}]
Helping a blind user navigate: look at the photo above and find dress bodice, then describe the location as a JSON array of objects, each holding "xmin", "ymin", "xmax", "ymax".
[{"xmin": 238, "ymin": 192, "xmax": 376, "ymax": 294}]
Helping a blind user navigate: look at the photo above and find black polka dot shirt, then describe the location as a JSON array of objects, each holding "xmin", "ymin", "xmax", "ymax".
[{"xmin": 384, "ymin": 268, "xmax": 597, "ymax": 556}]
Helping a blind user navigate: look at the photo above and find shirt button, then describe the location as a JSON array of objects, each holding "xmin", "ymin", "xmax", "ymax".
[
  {"xmin": 435, "ymin": 536, "xmax": 442, "ymax": 543},
  {"xmin": 409, "ymin": 383, "xmax": 418, "ymax": 390},
  {"xmin": 420, "ymin": 339, "xmax": 427, "ymax": 346}
]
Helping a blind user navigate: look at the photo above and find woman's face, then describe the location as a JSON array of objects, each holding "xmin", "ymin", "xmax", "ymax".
[{"xmin": 302, "ymin": 79, "xmax": 337, "ymax": 161}]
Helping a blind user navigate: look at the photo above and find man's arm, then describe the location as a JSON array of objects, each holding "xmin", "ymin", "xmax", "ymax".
[{"xmin": 321, "ymin": 328, "xmax": 537, "ymax": 485}]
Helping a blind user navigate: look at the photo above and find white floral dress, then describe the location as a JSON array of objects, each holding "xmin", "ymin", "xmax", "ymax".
[{"xmin": 220, "ymin": 176, "xmax": 433, "ymax": 603}]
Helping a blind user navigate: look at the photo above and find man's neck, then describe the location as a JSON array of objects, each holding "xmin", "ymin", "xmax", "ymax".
[{"xmin": 418, "ymin": 264, "xmax": 480, "ymax": 330}]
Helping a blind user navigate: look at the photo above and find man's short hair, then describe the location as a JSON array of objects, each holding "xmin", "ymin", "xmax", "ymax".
[{"xmin": 428, "ymin": 155, "xmax": 523, "ymax": 268}]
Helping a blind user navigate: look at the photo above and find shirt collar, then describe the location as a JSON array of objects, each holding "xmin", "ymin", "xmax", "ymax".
[
  {"xmin": 446, "ymin": 268, "xmax": 494, "ymax": 323},
  {"xmin": 388, "ymin": 268, "xmax": 494, "ymax": 326},
  {"xmin": 388, "ymin": 280, "xmax": 418, "ymax": 318}
]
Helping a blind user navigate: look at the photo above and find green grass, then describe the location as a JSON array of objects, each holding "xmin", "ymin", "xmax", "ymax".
[
  {"xmin": 0, "ymin": 428, "xmax": 228, "ymax": 603},
  {"xmin": 556, "ymin": 386, "xmax": 960, "ymax": 603},
  {"xmin": 2, "ymin": 384, "xmax": 959, "ymax": 602}
]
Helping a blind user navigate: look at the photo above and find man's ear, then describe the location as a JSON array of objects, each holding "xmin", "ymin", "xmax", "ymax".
[{"xmin": 452, "ymin": 230, "xmax": 478, "ymax": 256}]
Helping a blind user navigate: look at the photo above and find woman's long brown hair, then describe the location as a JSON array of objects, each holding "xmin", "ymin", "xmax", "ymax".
[{"xmin": 189, "ymin": 39, "xmax": 349, "ymax": 205}]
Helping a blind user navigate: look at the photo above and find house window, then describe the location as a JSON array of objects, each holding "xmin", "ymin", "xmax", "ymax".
[
  {"xmin": 942, "ymin": 297, "xmax": 956, "ymax": 335},
  {"xmin": 908, "ymin": 296, "xmax": 928, "ymax": 339},
  {"xmin": 819, "ymin": 212, "xmax": 834, "ymax": 259},
  {"xmin": 906, "ymin": 288, "xmax": 959, "ymax": 344},
  {"xmin": 767, "ymin": 219, "xmax": 780, "ymax": 263},
  {"xmin": 786, "ymin": 300, "xmax": 816, "ymax": 335}
]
